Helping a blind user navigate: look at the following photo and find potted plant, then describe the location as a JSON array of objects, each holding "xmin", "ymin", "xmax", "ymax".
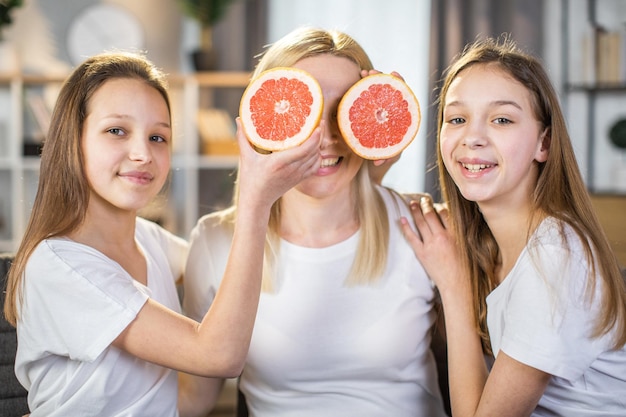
[
  {"xmin": 179, "ymin": 0, "xmax": 237, "ymax": 71},
  {"xmin": 0, "ymin": 0, "xmax": 23, "ymax": 73},
  {"xmin": 0, "ymin": 0, "xmax": 23, "ymax": 41}
]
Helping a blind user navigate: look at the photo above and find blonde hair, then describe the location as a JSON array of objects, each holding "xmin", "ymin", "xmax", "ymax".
[
  {"xmin": 220, "ymin": 26, "xmax": 389, "ymax": 291},
  {"xmin": 436, "ymin": 36, "xmax": 626, "ymax": 353},
  {"xmin": 4, "ymin": 52, "xmax": 171, "ymax": 326}
]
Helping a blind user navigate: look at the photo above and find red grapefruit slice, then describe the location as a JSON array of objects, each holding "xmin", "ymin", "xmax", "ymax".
[
  {"xmin": 338, "ymin": 73, "xmax": 420, "ymax": 160},
  {"xmin": 239, "ymin": 67, "xmax": 324, "ymax": 152}
]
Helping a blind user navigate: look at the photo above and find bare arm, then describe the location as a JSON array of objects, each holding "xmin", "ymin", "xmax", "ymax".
[
  {"xmin": 113, "ymin": 119, "xmax": 322, "ymax": 377},
  {"xmin": 401, "ymin": 197, "xmax": 550, "ymax": 417},
  {"xmin": 177, "ymin": 372, "xmax": 225, "ymax": 417}
]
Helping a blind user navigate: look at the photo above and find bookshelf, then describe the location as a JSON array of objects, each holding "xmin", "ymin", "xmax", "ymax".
[
  {"xmin": 562, "ymin": 0, "xmax": 626, "ymax": 194},
  {"xmin": 0, "ymin": 71, "xmax": 250, "ymax": 252}
]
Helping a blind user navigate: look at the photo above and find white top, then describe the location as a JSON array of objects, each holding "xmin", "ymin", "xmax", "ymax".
[
  {"xmin": 16, "ymin": 217, "xmax": 188, "ymax": 417},
  {"xmin": 487, "ymin": 217, "xmax": 626, "ymax": 416},
  {"xmin": 184, "ymin": 187, "xmax": 447, "ymax": 417}
]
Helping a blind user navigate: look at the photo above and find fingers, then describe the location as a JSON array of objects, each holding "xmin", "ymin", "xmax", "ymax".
[
  {"xmin": 389, "ymin": 71, "xmax": 404, "ymax": 81},
  {"xmin": 272, "ymin": 121, "xmax": 322, "ymax": 179},
  {"xmin": 361, "ymin": 69, "xmax": 381, "ymax": 78},
  {"xmin": 235, "ymin": 118, "xmax": 324, "ymax": 207},
  {"xmin": 408, "ymin": 195, "xmax": 449, "ymax": 239},
  {"xmin": 372, "ymin": 152, "xmax": 401, "ymax": 167},
  {"xmin": 369, "ymin": 153, "xmax": 402, "ymax": 184},
  {"xmin": 234, "ymin": 118, "xmax": 253, "ymax": 156},
  {"xmin": 433, "ymin": 202, "xmax": 450, "ymax": 228},
  {"xmin": 419, "ymin": 196, "xmax": 435, "ymax": 215},
  {"xmin": 360, "ymin": 69, "xmax": 404, "ymax": 82},
  {"xmin": 372, "ymin": 159, "xmax": 386, "ymax": 167},
  {"xmin": 400, "ymin": 216, "xmax": 423, "ymax": 249}
]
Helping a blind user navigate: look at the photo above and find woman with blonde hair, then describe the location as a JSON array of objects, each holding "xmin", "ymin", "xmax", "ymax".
[
  {"xmin": 403, "ymin": 36, "xmax": 626, "ymax": 416},
  {"xmin": 179, "ymin": 26, "xmax": 447, "ymax": 417}
]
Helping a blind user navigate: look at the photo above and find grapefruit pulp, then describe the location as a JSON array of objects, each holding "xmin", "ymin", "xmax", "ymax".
[
  {"xmin": 239, "ymin": 67, "xmax": 324, "ymax": 152},
  {"xmin": 338, "ymin": 73, "xmax": 420, "ymax": 160}
]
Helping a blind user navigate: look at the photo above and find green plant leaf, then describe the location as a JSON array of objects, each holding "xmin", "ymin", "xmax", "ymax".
[
  {"xmin": 178, "ymin": 0, "xmax": 237, "ymax": 27},
  {"xmin": 0, "ymin": 0, "xmax": 24, "ymax": 31}
]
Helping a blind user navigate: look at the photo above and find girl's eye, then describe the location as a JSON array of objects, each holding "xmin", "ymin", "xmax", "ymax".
[
  {"xmin": 494, "ymin": 117, "xmax": 512, "ymax": 124},
  {"xmin": 150, "ymin": 135, "xmax": 166, "ymax": 143},
  {"xmin": 107, "ymin": 128, "xmax": 124, "ymax": 136},
  {"xmin": 448, "ymin": 117, "xmax": 465, "ymax": 125}
]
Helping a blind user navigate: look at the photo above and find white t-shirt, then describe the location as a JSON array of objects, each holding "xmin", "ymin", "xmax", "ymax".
[
  {"xmin": 16, "ymin": 217, "xmax": 188, "ymax": 417},
  {"xmin": 487, "ymin": 217, "xmax": 626, "ymax": 416},
  {"xmin": 184, "ymin": 187, "xmax": 447, "ymax": 417}
]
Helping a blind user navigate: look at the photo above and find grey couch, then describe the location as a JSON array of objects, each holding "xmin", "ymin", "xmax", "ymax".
[{"xmin": 0, "ymin": 254, "xmax": 29, "ymax": 416}]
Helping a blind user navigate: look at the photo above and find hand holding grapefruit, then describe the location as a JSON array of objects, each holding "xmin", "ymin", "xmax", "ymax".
[
  {"xmin": 338, "ymin": 73, "xmax": 420, "ymax": 160},
  {"xmin": 239, "ymin": 67, "xmax": 324, "ymax": 152}
]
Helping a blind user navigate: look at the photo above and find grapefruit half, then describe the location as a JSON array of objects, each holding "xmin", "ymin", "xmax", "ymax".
[
  {"xmin": 338, "ymin": 73, "xmax": 420, "ymax": 160},
  {"xmin": 239, "ymin": 67, "xmax": 324, "ymax": 152}
]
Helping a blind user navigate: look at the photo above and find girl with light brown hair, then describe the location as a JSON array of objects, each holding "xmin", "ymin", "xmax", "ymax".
[
  {"xmin": 4, "ymin": 51, "xmax": 322, "ymax": 416},
  {"xmin": 403, "ymin": 37, "xmax": 626, "ymax": 416}
]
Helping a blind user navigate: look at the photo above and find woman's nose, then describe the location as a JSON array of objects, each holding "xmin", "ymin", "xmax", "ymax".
[{"xmin": 321, "ymin": 113, "xmax": 341, "ymax": 146}]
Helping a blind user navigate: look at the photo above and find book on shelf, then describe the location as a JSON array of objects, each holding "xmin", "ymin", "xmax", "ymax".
[{"xmin": 579, "ymin": 23, "xmax": 626, "ymax": 87}]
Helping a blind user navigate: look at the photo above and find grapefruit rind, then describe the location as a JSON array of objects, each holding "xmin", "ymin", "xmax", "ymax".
[
  {"xmin": 239, "ymin": 67, "xmax": 324, "ymax": 152},
  {"xmin": 338, "ymin": 73, "xmax": 421, "ymax": 160}
]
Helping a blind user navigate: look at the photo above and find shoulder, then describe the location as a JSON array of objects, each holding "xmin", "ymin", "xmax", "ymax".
[
  {"xmin": 136, "ymin": 217, "xmax": 188, "ymax": 253},
  {"xmin": 25, "ymin": 239, "xmax": 145, "ymax": 306},
  {"xmin": 375, "ymin": 185, "xmax": 412, "ymax": 218},
  {"xmin": 527, "ymin": 217, "xmax": 589, "ymax": 274},
  {"xmin": 29, "ymin": 238, "xmax": 114, "ymax": 277},
  {"xmin": 186, "ymin": 210, "xmax": 234, "ymax": 280},
  {"xmin": 189, "ymin": 209, "xmax": 235, "ymax": 245}
]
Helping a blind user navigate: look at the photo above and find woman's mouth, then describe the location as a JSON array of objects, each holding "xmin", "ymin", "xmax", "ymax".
[{"xmin": 321, "ymin": 157, "xmax": 342, "ymax": 168}]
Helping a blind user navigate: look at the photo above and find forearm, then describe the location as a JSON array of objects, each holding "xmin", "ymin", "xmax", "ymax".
[
  {"xmin": 440, "ymin": 288, "xmax": 489, "ymax": 417},
  {"xmin": 196, "ymin": 202, "xmax": 270, "ymax": 375}
]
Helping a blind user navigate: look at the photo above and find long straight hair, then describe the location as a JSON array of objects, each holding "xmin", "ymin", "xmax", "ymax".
[
  {"xmin": 220, "ymin": 27, "xmax": 389, "ymax": 291},
  {"xmin": 4, "ymin": 52, "xmax": 171, "ymax": 326},
  {"xmin": 436, "ymin": 37, "xmax": 626, "ymax": 353}
]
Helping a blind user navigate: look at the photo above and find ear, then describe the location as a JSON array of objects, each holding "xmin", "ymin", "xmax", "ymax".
[{"xmin": 535, "ymin": 127, "xmax": 550, "ymax": 163}]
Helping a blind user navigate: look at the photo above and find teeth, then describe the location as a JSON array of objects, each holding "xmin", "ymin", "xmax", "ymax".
[
  {"xmin": 321, "ymin": 157, "xmax": 340, "ymax": 168},
  {"xmin": 462, "ymin": 163, "xmax": 492, "ymax": 173}
]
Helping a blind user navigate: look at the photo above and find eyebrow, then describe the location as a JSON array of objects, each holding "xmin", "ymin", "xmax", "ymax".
[
  {"xmin": 103, "ymin": 114, "xmax": 171, "ymax": 129},
  {"xmin": 445, "ymin": 99, "xmax": 523, "ymax": 111}
]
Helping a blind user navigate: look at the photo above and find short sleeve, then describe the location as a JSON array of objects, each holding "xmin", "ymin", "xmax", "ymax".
[
  {"xmin": 182, "ymin": 213, "xmax": 233, "ymax": 322},
  {"xmin": 20, "ymin": 240, "xmax": 149, "ymax": 362},
  {"xmin": 496, "ymin": 242, "xmax": 608, "ymax": 381}
]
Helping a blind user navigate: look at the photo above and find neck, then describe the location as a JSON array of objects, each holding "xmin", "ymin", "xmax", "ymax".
[
  {"xmin": 479, "ymin": 201, "xmax": 542, "ymax": 282},
  {"xmin": 279, "ymin": 188, "xmax": 359, "ymax": 248},
  {"xmin": 69, "ymin": 204, "xmax": 138, "ymax": 255}
]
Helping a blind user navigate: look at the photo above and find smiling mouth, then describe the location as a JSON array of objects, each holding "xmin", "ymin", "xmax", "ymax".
[
  {"xmin": 321, "ymin": 157, "xmax": 342, "ymax": 168},
  {"xmin": 461, "ymin": 162, "xmax": 493, "ymax": 173}
]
